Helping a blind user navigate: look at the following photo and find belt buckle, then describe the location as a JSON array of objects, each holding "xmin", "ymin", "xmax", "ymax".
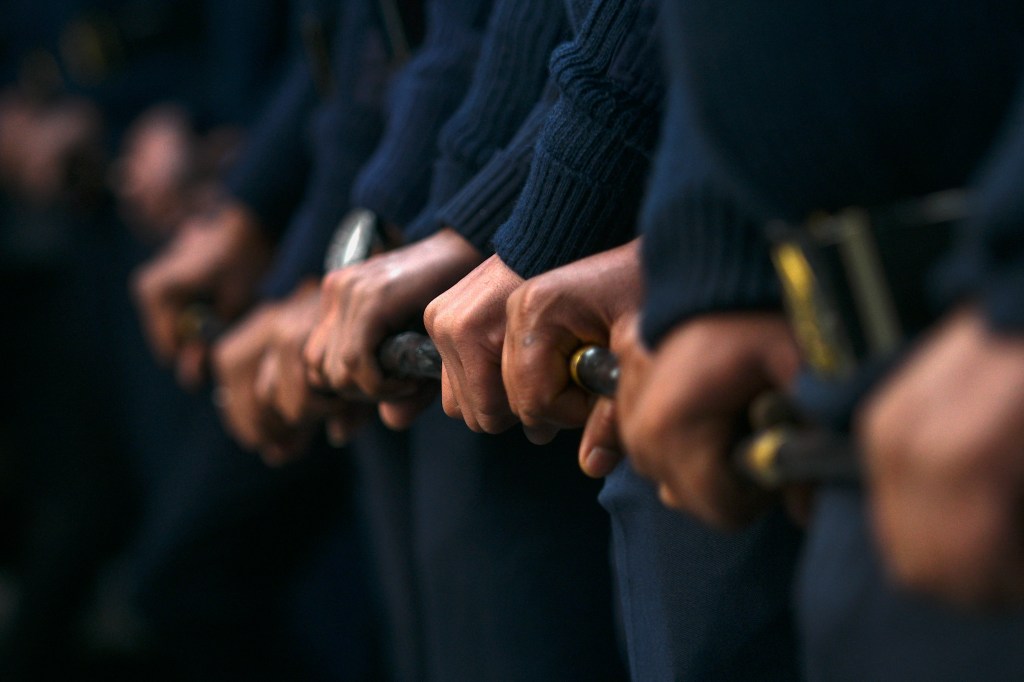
[{"xmin": 770, "ymin": 206, "xmax": 903, "ymax": 379}]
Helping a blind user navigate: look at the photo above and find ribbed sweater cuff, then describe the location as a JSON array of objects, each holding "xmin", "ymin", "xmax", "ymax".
[
  {"xmin": 439, "ymin": 147, "xmax": 532, "ymax": 252},
  {"xmin": 492, "ymin": 101, "xmax": 648, "ymax": 278},
  {"xmin": 640, "ymin": 185, "xmax": 780, "ymax": 347}
]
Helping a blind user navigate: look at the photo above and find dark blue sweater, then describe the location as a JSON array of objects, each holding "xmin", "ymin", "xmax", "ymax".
[
  {"xmin": 258, "ymin": 0, "xmax": 392, "ymax": 297},
  {"xmin": 403, "ymin": 0, "xmax": 570, "ymax": 244},
  {"xmin": 225, "ymin": 0, "xmax": 392, "ymax": 297},
  {"xmin": 490, "ymin": 0, "xmax": 664, "ymax": 279},
  {"xmin": 350, "ymin": 0, "xmax": 494, "ymax": 229},
  {"xmin": 643, "ymin": 1, "xmax": 1024, "ymax": 344}
]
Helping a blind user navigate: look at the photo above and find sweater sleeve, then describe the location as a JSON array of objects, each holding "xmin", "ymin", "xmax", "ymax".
[
  {"xmin": 402, "ymin": 0, "xmax": 569, "ymax": 243},
  {"xmin": 413, "ymin": 84, "xmax": 556, "ymax": 250},
  {"xmin": 259, "ymin": 94, "xmax": 385, "ymax": 298},
  {"xmin": 224, "ymin": 57, "xmax": 317, "ymax": 238},
  {"xmin": 349, "ymin": 0, "xmax": 493, "ymax": 229},
  {"xmin": 490, "ymin": 0, "xmax": 664, "ymax": 279},
  {"xmin": 935, "ymin": 76, "xmax": 1024, "ymax": 333},
  {"xmin": 258, "ymin": 0, "xmax": 391, "ymax": 298},
  {"xmin": 639, "ymin": 86, "xmax": 779, "ymax": 347}
]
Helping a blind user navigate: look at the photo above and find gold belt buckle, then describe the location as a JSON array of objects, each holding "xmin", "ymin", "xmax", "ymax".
[{"xmin": 770, "ymin": 206, "xmax": 902, "ymax": 379}]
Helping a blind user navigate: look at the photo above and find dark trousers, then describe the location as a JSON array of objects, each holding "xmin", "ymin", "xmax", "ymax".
[
  {"xmin": 600, "ymin": 462, "xmax": 803, "ymax": 681},
  {"xmin": 797, "ymin": 487, "xmax": 1024, "ymax": 682},
  {"xmin": 405, "ymin": 402, "xmax": 624, "ymax": 681},
  {"xmin": 124, "ymin": 399, "xmax": 374, "ymax": 681},
  {"xmin": 349, "ymin": 420, "xmax": 424, "ymax": 682}
]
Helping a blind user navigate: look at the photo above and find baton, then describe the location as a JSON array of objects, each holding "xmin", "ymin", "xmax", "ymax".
[
  {"xmin": 561, "ymin": 345, "xmax": 861, "ymax": 488},
  {"xmin": 373, "ymin": 333, "xmax": 621, "ymax": 396}
]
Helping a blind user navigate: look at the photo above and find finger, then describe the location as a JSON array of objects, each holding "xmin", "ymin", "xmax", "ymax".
[
  {"xmin": 378, "ymin": 384, "xmax": 440, "ymax": 430},
  {"xmin": 578, "ymin": 397, "xmax": 623, "ymax": 478},
  {"xmin": 503, "ymin": 327, "xmax": 590, "ymax": 431},
  {"xmin": 463, "ymin": 357, "xmax": 516, "ymax": 433},
  {"xmin": 254, "ymin": 350, "xmax": 278, "ymax": 408},
  {"xmin": 302, "ymin": 313, "xmax": 333, "ymax": 389},
  {"xmin": 220, "ymin": 389, "xmax": 263, "ymax": 450},
  {"xmin": 440, "ymin": 363, "xmax": 465, "ymax": 422},
  {"xmin": 659, "ymin": 426, "xmax": 769, "ymax": 529},
  {"xmin": 132, "ymin": 264, "xmax": 182, "ymax": 361},
  {"xmin": 522, "ymin": 424, "xmax": 560, "ymax": 446},
  {"xmin": 336, "ymin": 281, "xmax": 390, "ymax": 397}
]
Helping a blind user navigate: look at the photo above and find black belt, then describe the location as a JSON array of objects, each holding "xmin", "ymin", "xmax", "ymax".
[{"xmin": 769, "ymin": 189, "xmax": 967, "ymax": 380}]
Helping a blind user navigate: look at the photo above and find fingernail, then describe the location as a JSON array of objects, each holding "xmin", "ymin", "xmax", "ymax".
[{"xmin": 584, "ymin": 447, "xmax": 620, "ymax": 476}]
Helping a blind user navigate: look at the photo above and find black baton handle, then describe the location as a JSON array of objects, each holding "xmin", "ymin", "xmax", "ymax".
[
  {"xmin": 559, "ymin": 345, "xmax": 862, "ymax": 488},
  {"xmin": 373, "ymin": 335, "xmax": 622, "ymax": 395},
  {"xmin": 377, "ymin": 332, "xmax": 442, "ymax": 381}
]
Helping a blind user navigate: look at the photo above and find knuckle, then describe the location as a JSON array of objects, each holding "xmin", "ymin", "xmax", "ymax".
[
  {"xmin": 322, "ymin": 268, "xmax": 348, "ymax": 292},
  {"xmin": 423, "ymin": 297, "xmax": 444, "ymax": 331},
  {"xmin": 509, "ymin": 280, "xmax": 550, "ymax": 318}
]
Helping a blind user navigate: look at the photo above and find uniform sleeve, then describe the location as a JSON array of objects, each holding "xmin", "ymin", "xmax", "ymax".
[
  {"xmin": 402, "ymin": 0, "xmax": 569, "ymax": 242},
  {"xmin": 258, "ymin": 0, "xmax": 391, "ymax": 298},
  {"xmin": 194, "ymin": 0, "xmax": 289, "ymax": 129},
  {"xmin": 639, "ymin": 86, "xmax": 779, "ymax": 347},
  {"xmin": 433, "ymin": 89, "xmax": 557, "ymax": 251},
  {"xmin": 224, "ymin": 57, "xmax": 317, "ymax": 239},
  {"xmin": 349, "ymin": 0, "xmax": 493, "ymax": 228},
  {"xmin": 490, "ymin": 0, "xmax": 664, "ymax": 279},
  {"xmin": 936, "ymin": 77, "xmax": 1024, "ymax": 332},
  {"xmin": 259, "ymin": 94, "xmax": 385, "ymax": 298}
]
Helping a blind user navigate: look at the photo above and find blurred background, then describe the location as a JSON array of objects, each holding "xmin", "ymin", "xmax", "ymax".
[{"xmin": 0, "ymin": 1, "xmax": 379, "ymax": 679}]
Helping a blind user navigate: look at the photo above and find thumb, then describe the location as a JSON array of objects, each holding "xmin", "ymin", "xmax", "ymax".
[{"xmin": 578, "ymin": 397, "xmax": 623, "ymax": 478}]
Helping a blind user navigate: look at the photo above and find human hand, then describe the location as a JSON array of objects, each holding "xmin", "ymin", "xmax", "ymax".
[
  {"xmin": 211, "ymin": 304, "xmax": 309, "ymax": 458},
  {"xmin": 424, "ymin": 253, "xmax": 524, "ymax": 433},
  {"xmin": 503, "ymin": 240, "xmax": 641, "ymax": 446},
  {"xmin": 859, "ymin": 307, "xmax": 1024, "ymax": 607},
  {"xmin": 574, "ymin": 313, "xmax": 649, "ymax": 479},
  {"xmin": 131, "ymin": 202, "xmax": 272, "ymax": 388},
  {"xmin": 114, "ymin": 105, "xmax": 196, "ymax": 239},
  {"xmin": 0, "ymin": 95, "xmax": 103, "ymax": 203},
  {"xmin": 618, "ymin": 313, "xmax": 800, "ymax": 527},
  {"xmin": 254, "ymin": 281, "xmax": 373, "ymax": 458},
  {"xmin": 304, "ymin": 228, "xmax": 482, "ymax": 429}
]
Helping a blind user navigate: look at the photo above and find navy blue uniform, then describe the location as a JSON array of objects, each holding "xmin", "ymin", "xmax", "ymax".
[{"xmin": 644, "ymin": 2, "xmax": 1024, "ymax": 679}]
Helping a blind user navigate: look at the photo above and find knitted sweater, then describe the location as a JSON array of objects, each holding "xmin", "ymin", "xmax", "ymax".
[
  {"xmin": 491, "ymin": 0, "xmax": 664, "ymax": 279},
  {"xmin": 259, "ymin": 0, "xmax": 391, "ymax": 297},
  {"xmin": 639, "ymin": 0, "xmax": 778, "ymax": 345},
  {"xmin": 350, "ymin": 0, "xmax": 494, "ymax": 228},
  {"xmin": 647, "ymin": 0, "xmax": 1024, "ymax": 337},
  {"xmin": 403, "ymin": 0, "xmax": 570, "ymax": 243}
]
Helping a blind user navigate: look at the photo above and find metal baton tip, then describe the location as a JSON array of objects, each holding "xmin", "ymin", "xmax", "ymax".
[
  {"xmin": 569, "ymin": 345, "xmax": 619, "ymax": 397},
  {"xmin": 737, "ymin": 428, "xmax": 787, "ymax": 489},
  {"xmin": 568, "ymin": 346, "xmax": 592, "ymax": 389}
]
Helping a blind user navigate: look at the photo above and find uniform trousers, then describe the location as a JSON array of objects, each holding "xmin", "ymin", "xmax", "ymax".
[{"xmin": 600, "ymin": 462, "xmax": 803, "ymax": 681}]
